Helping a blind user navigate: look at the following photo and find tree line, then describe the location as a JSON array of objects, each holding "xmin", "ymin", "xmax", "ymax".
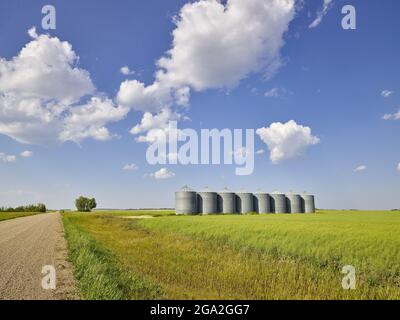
[
  {"xmin": 0, "ymin": 196, "xmax": 98, "ymax": 213},
  {"xmin": 0, "ymin": 203, "xmax": 47, "ymax": 213}
]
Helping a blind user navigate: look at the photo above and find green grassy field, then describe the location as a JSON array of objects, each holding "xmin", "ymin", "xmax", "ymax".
[
  {"xmin": 0, "ymin": 212, "xmax": 41, "ymax": 222},
  {"xmin": 62, "ymin": 210, "xmax": 400, "ymax": 300}
]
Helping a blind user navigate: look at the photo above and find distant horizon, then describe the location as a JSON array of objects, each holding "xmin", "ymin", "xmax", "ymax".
[{"xmin": 73, "ymin": 207, "xmax": 400, "ymax": 212}]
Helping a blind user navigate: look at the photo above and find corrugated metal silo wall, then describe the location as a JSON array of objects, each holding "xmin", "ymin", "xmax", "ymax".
[
  {"xmin": 270, "ymin": 194, "xmax": 288, "ymax": 213},
  {"xmin": 253, "ymin": 193, "xmax": 271, "ymax": 213},
  {"xmin": 197, "ymin": 192, "xmax": 218, "ymax": 215},
  {"xmin": 175, "ymin": 191, "xmax": 198, "ymax": 215},
  {"xmin": 301, "ymin": 194, "xmax": 316, "ymax": 213},
  {"xmin": 236, "ymin": 193, "xmax": 254, "ymax": 214},
  {"xmin": 217, "ymin": 192, "xmax": 236, "ymax": 214},
  {"xmin": 286, "ymin": 194, "xmax": 303, "ymax": 213}
]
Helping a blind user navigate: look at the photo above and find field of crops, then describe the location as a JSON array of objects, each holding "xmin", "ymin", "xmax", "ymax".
[{"xmin": 63, "ymin": 210, "xmax": 400, "ymax": 300}]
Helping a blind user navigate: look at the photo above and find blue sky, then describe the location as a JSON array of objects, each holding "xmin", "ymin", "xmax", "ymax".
[{"xmin": 0, "ymin": 0, "xmax": 399, "ymax": 210}]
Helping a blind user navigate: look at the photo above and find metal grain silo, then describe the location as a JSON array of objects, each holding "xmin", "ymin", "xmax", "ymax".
[
  {"xmin": 236, "ymin": 192, "xmax": 254, "ymax": 214},
  {"xmin": 253, "ymin": 192, "xmax": 271, "ymax": 214},
  {"xmin": 217, "ymin": 188, "xmax": 236, "ymax": 214},
  {"xmin": 286, "ymin": 193, "xmax": 303, "ymax": 213},
  {"xmin": 270, "ymin": 193, "xmax": 288, "ymax": 213},
  {"xmin": 175, "ymin": 186, "xmax": 198, "ymax": 215},
  {"xmin": 301, "ymin": 194, "xmax": 316, "ymax": 213},
  {"xmin": 197, "ymin": 188, "xmax": 218, "ymax": 215}
]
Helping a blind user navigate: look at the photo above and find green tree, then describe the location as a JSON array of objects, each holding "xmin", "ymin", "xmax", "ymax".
[{"xmin": 75, "ymin": 196, "xmax": 97, "ymax": 212}]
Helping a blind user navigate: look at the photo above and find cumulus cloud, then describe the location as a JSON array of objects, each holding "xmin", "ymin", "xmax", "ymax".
[
  {"xmin": 117, "ymin": 80, "xmax": 173, "ymax": 114},
  {"xmin": 0, "ymin": 28, "xmax": 126, "ymax": 145},
  {"xmin": 150, "ymin": 167, "xmax": 175, "ymax": 179},
  {"xmin": 354, "ymin": 165, "xmax": 367, "ymax": 172},
  {"xmin": 117, "ymin": 0, "xmax": 296, "ymax": 137},
  {"xmin": 381, "ymin": 90, "xmax": 393, "ymax": 98},
  {"xmin": 156, "ymin": 0, "xmax": 295, "ymax": 91},
  {"xmin": 130, "ymin": 108, "xmax": 182, "ymax": 143},
  {"xmin": 256, "ymin": 120, "xmax": 320, "ymax": 164},
  {"xmin": 122, "ymin": 163, "xmax": 138, "ymax": 171},
  {"xmin": 60, "ymin": 97, "xmax": 128, "ymax": 143},
  {"xmin": 382, "ymin": 111, "xmax": 400, "ymax": 121},
  {"xmin": 309, "ymin": 0, "xmax": 333, "ymax": 28},
  {"xmin": 20, "ymin": 150, "xmax": 33, "ymax": 157},
  {"xmin": 0, "ymin": 152, "xmax": 16, "ymax": 163},
  {"xmin": 120, "ymin": 66, "xmax": 135, "ymax": 75}
]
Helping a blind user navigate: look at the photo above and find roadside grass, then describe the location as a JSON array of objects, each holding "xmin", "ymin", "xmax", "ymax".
[
  {"xmin": 0, "ymin": 212, "xmax": 41, "ymax": 222},
  {"xmin": 63, "ymin": 210, "xmax": 400, "ymax": 299},
  {"xmin": 62, "ymin": 213, "xmax": 163, "ymax": 300}
]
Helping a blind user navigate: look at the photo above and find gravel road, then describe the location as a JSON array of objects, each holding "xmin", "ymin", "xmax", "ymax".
[{"xmin": 0, "ymin": 213, "xmax": 77, "ymax": 300}]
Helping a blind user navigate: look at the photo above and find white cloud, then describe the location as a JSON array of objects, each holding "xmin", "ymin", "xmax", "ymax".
[
  {"xmin": 391, "ymin": 111, "xmax": 400, "ymax": 120},
  {"xmin": 150, "ymin": 167, "xmax": 175, "ymax": 179},
  {"xmin": 256, "ymin": 120, "xmax": 320, "ymax": 164},
  {"xmin": 381, "ymin": 90, "xmax": 393, "ymax": 98},
  {"xmin": 130, "ymin": 108, "xmax": 177, "ymax": 135},
  {"xmin": 156, "ymin": 0, "xmax": 295, "ymax": 91},
  {"xmin": 382, "ymin": 110, "xmax": 400, "ymax": 121},
  {"xmin": 117, "ymin": 80, "xmax": 172, "ymax": 113},
  {"xmin": 0, "ymin": 152, "xmax": 16, "ymax": 163},
  {"xmin": 397, "ymin": 163, "xmax": 400, "ymax": 172},
  {"xmin": 60, "ymin": 97, "xmax": 128, "ymax": 143},
  {"xmin": 256, "ymin": 149, "xmax": 265, "ymax": 155},
  {"xmin": 354, "ymin": 165, "xmax": 367, "ymax": 172},
  {"xmin": 27, "ymin": 27, "xmax": 38, "ymax": 39},
  {"xmin": 120, "ymin": 66, "xmax": 135, "ymax": 75},
  {"xmin": 309, "ymin": 0, "xmax": 333, "ymax": 28},
  {"xmin": 264, "ymin": 88, "xmax": 281, "ymax": 97},
  {"xmin": 20, "ymin": 150, "xmax": 33, "ymax": 157},
  {"xmin": 264, "ymin": 87, "xmax": 290, "ymax": 97},
  {"xmin": 122, "ymin": 163, "xmax": 138, "ymax": 171},
  {"xmin": 0, "ymin": 29, "xmax": 94, "ymax": 104},
  {"xmin": 130, "ymin": 108, "xmax": 182, "ymax": 143},
  {"xmin": 117, "ymin": 0, "xmax": 296, "ymax": 136},
  {"xmin": 0, "ymin": 29, "xmax": 126, "ymax": 145},
  {"xmin": 173, "ymin": 86, "xmax": 190, "ymax": 107}
]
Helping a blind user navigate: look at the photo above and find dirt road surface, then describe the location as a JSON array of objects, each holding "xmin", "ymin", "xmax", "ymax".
[{"xmin": 0, "ymin": 213, "xmax": 77, "ymax": 300}]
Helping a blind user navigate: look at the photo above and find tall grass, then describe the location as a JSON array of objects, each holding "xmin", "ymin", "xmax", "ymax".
[
  {"xmin": 0, "ymin": 212, "xmax": 41, "ymax": 222},
  {"xmin": 63, "ymin": 214, "xmax": 162, "ymax": 300}
]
